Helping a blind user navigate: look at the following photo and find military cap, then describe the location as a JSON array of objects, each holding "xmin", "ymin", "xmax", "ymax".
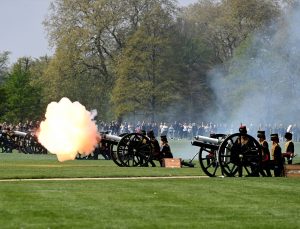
[
  {"xmin": 257, "ymin": 130, "xmax": 265, "ymax": 138},
  {"xmin": 270, "ymin": 133, "xmax": 279, "ymax": 141},
  {"xmin": 160, "ymin": 135, "xmax": 168, "ymax": 142},
  {"xmin": 210, "ymin": 133, "xmax": 217, "ymax": 138},
  {"xmin": 147, "ymin": 130, "xmax": 155, "ymax": 138},
  {"xmin": 239, "ymin": 125, "xmax": 247, "ymax": 134},
  {"xmin": 284, "ymin": 132, "xmax": 292, "ymax": 140}
]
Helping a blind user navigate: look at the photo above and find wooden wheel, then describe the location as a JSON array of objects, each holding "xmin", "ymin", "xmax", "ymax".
[
  {"xmin": 198, "ymin": 134, "xmax": 226, "ymax": 177},
  {"xmin": 0, "ymin": 133, "xmax": 14, "ymax": 153},
  {"xmin": 110, "ymin": 143, "xmax": 124, "ymax": 167},
  {"xmin": 117, "ymin": 133, "xmax": 152, "ymax": 167},
  {"xmin": 23, "ymin": 133, "xmax": 47, "ymax": 154},
  {"xmin": 218, "ymin": 133, "xmax": 262, "ymax": 177}
]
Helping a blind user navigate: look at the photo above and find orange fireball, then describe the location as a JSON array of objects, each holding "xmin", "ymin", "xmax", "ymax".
[{"xmin": 37, "ymin": 97, "xmax": 99, "ymax": 162}]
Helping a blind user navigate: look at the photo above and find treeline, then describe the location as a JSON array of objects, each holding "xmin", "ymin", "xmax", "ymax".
[{"xmin": 0, "ymin": 0, "xmax": 297, "ymax": 124}]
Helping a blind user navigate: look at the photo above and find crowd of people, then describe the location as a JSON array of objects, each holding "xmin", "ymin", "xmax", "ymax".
[
  {"xmin": 97, "ymin": 120, "xmax": 300, "ymax": 142},
  {"xmin": 1, "ymin": 119, "xmax": 299, "ymax": 143},
  {"xmin": 0, "ymin": 120, "xmax": 40, "ymax": 133}
]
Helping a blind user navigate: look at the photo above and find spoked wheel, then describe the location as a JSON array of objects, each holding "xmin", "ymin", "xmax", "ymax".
[
  {"xmin": 31, "ymin": 142, "xmax": 48, "ymax": 154},
  {"xmin": 0, "ymin": 133, "xmax": 14, "ymax": 153},
  {"xmin": 218, "ymin": 133, "xmax": 262, "ymax": 177},
  {"xmin": 199, "ymin": 147, "xmax": 219, "ymax": 177},
  {"xmin": 23, "ymin": 134, "xmax": 35, "ymax": 154},
  {"xmin": 198, "ymin": 134, "xmax": 227, "ymax": 177},
  {"xmin": 110, "ymin": 144, "xmax": 124, "ymax": 167},
  {"xmin": 117, "ymin": 133, "xmax": 152, "ymax": 167},
  {"xmin": 23, "ymin": 134, "xmax": 47, "ymax": 154}
]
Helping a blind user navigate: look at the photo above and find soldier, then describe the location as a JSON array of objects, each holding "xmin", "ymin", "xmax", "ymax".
[
  {"xmin": 257, "ymin": 130, "xmax": 272, "ymax": 177},
  {"xmin": 270, "ymin": 133, "xmax": 283, "ymax": 177},
  {"xmin": 160, "ymin": 135, "xmax": 173, "ymax": 159},
  {"xmin": 146, "ymin": 130, "xmax": 160, "ymax": 167},
  {"xmin": 282, "ymin": 132, "xmax": 294, "ymax": 165},
  {"xmin": 233, "ymin": 125, "xmax": 259, "ymax": 176}
]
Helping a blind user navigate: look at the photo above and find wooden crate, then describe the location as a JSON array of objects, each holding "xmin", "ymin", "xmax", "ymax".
[
  {"xmin": 284, "ymin": 164, "xmax": 300, "ymax": 177},
  {"xmin": 163, "ymin": 158, "xmax": 181, "ymax": 168}
]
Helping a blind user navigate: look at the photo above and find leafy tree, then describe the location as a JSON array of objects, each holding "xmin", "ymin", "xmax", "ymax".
[
  {"xmin": 112, "ymin": 0, "xmax": 180, "ymax": 121},
  {"xmin": 0, "ymin": 51, "xmax": 10, "ymax": 120},
  {"xmin": 182, "ymin": 0, "xmax": 280, "ymax": 65},
  {"xmin": 172, "ymin": 14, "xmax": 217, "ymax": 122},
  {"xmin": 44, "ymin": 0, "xmax": 160, "ymax": 120},
  {"xmin": 2, "ymin": 58, "xmax": 42, "ymax": 122},
  {"xmin": 44, "ymin": 0, "xmax": 180, "ymax": 121},
  {"xmin": 0, "ymin": 51, "xmax": 10, "ymax": 84},
  {"xmin": 213, "ymin": 1, "xmax": 300, "ymax": 124}
]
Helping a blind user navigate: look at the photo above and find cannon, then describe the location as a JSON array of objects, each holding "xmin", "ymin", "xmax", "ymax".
[
  {"xmin": 191, "ymin": 133, "xmax": 262, "ymax": 177},
  {"xmin": 91, "ymin": 132, "xmax": 153, "ymax": 167},
  {"xmin": 0, "ymin": 130, "xmax": 47, "ymax": 154}
]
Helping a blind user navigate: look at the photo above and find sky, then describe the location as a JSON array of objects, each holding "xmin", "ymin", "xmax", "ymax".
[{"xmin": 0, "ymin": 0, "xmax": 197, "ymax": 65}]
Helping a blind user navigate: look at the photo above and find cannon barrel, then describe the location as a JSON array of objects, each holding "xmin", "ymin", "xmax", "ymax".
[
  {"xmin": 101, "ymin": 133, "xmax": 122, "ymax": 142},
  {"xmin": 191, "ymin": 140, "xmax": 219, "ymax": 150},
  {"xmin": 13, "ymin": 130, "xmax": 28, "ymax": 137},
  {"xmin": 194, "ymin": 135, "xmax": 221, "ymax": 145}
]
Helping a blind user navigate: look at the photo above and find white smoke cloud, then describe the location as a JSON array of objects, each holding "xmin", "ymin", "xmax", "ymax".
[{"xmin": 208, "ymin": 4, "xmax": 300, "ymax": 127}]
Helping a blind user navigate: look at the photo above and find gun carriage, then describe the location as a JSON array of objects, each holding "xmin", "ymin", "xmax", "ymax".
[
  {"xmin": 94, "ymin": 132, "xmax": 153, "ymax": 167},
  {"xmin": 192, "ymin": 133, "xmax": 262, "ymax": 177},
  {"xmin": 0, "ymin": 130, "xmax": 47, "ymax": 154}
]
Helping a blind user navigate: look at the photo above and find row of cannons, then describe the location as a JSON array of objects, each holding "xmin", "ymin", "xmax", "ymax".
[
  {"xmin": 0, "ymin": 130, "xmax": 47, "ymax": 154},
  {"xmin": 96, "ymin": 132, "xmax": 267, "ymax": 177},
  {"xmin": 0, "ymin": 129, "xmax": 268, "ymax": 177}
]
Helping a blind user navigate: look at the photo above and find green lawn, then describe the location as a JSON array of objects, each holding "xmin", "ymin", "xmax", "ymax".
[
  {"xmin": 1, "ymin": 178, "xmax": 300, "ymax": 229},
  {"xmin": 0, "ymin": 142, "xmax": 300, "ymax": 229}
]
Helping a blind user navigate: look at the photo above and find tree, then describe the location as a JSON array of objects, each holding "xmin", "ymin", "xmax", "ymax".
[
  {"xmin": 2, "ymin": 58, "xmax": 42, "ymax": 122},
  {"xmin": 0, "ymin": 51, "xmax": 10, "ymax": 119},
  {"xmin": 212, "ymin": 1, "xmax": 300, "ymax": 124},
  {"xmin": 182, "ymin": 0, "xmax": 280, "ymax": 65},
  {"xmin": 0, "ymin": 51, "xmax": 10, "ymax": 84},
  {"xmin": 112, "ymin": 0, "xmax": 180, "ymax": 122},
  {"xmin": 172, "ymin": 13, "xmax": 218, "ymax": 122},
  {"xmin": 44, "ymin": 0, "xmax": 180, "ymax": 121}
]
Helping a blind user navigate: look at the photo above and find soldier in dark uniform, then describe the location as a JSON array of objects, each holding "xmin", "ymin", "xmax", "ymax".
[
  {"xmin": 282, "ymin": 132, "xmax": 294, "ymax": 165},
  {"xmin": 235, "ymin": 126, "xmax": 250, "ymax": 176},
  {"xmin": 270, "ymin": 133, "xmax": 283, "ymax": 177},
  {"xmin": 257, "ymin": 130, "xmax": 272, "ymax": 177},
  {"xmin": 160, "ymin": 135, "xmax": 173, "ymax": 159},
  {"xmin": 146, "ymin": 130, "xmax": 161, "ymax": 167}
]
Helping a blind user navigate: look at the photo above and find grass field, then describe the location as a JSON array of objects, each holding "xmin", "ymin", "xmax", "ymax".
[{"xmin": 1, "ymin": 141, "xmax": 300, "ymax": 229}]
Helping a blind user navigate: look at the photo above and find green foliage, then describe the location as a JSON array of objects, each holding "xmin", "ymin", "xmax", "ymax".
[
  {"xmin": 0, "ymin": 51, "xmax": 10, "ymax": 84},
  {"xmin": 112, "ymin": 1, "xmax": 181, "ymax": 121},
  {"xmin": 183, "ymin": 0, "xmax": 280, "ymax": 64},
  {"xmin": 1, "ymin": 58, "xmax": 42, "ymax": 122},
  {"xmin": 1, "ymin": 1, "xmax": 285, "ymax": 122}
]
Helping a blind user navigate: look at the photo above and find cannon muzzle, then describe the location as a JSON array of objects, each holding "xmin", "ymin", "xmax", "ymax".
[
  {"xmin": 194, "ymin": 135, "xmax": 221, "ymax": 145},
  {"xmin": 13, "ymin": 130, "xmax": 28, "ymax": 137},
  {"xmin": 100, "ymin": 133, "xmax": 122, "ymax": 143}
]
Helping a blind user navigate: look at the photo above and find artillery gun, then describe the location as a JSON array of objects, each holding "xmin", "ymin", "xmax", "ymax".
[
  {"xmin": 192, "ymin": 133, "xmax": 262, "ymax": 177},
  {"xmin": 0, "ymin": 130, "xmax": 47, "ymax": 154},
  {"xmin": 96, "ymin": 132, "xmax": 153, "ymax": 167}
]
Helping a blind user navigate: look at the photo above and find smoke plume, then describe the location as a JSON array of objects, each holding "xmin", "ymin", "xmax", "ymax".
[{"xmin": 208, "ymin": 4, "xmax": 300, "ymax": 127}]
